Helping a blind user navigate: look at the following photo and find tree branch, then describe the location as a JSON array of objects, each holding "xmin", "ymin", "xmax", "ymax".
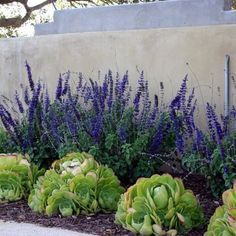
[{"xmin": 0, "ymin": 0, "xmax": 55, "ymax": 28}]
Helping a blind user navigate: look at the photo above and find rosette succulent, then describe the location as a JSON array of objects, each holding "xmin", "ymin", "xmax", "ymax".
[
  {"xmin": 46, "ymin": 186, "xmax": 78, "ymax": 216},
  {"xmin": 115, "ymin": 174, "xmax": 204, "ymax": 235},
  {"xmin": 28, "ymin": 169, "xmax": 71, "ymax": 213},
  {"xmin": 69, "ymin": 165, "xmax": 125, "ymax": 214},
  {"xmin": 205, "ymin": 182, "xmax": 236, "ymax": 236},
  {"xmin": 29, "ymin": 152, "xmax": 124, "ymax": 216},
  {"xmin": 0, "ymin": 171, "xmax": 24, "ymax": 202},
  {"xmin": 0, "ymin": 154, "xmax": 42, "ymax": 203},
  {"xmin": 52, "ymin": 152, "xmax": 99, "ymax": 175}
]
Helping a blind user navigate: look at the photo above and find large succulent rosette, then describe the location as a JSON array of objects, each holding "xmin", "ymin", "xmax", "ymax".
[
  {"xmin": 0, "ymin": 154, "xmax": 42, "ymax": 203},
  {"xmin": 205, "ymin": 182, "xmax": 236, "ymax": 236},
  {"xmin": 29, "ymin": 152, "xmax": 124, "ymax": 216},
  {"xmin": 115, "ymin": 174, "xmax": 204, "ymax": 235}
]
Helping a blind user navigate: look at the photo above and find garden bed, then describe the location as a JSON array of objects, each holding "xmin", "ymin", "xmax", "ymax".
[{"xmin": 0, "ymin": 173, "xmax": 220, "ymax": 236}]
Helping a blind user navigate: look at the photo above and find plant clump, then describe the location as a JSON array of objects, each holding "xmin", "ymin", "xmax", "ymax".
[
  {"xmin": 115, "ymin": 173, "xmax": 204, "ymax": 235},
  {"xmin": 28, "ymin": 152, "xmax": 125, "ymax": 216},
  {"xmin": 0, "ymin": 153, "xmax": 44, "ymax": 203},
  {"xmin": 205, "ymin": 181, "xmax": 236, "ymax": 236}
]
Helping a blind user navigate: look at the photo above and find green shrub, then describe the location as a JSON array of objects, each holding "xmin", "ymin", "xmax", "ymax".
[
  {"xmin": 115, "ymin": 174, "xmax": 204, "ymax": 235},
  {"xmin": 28, "ymin": 152, "xmax": 124, "ymax": 216},
  {"xmin": 205, "ymin": 182, "xmax": 236, "ymax": 236}
]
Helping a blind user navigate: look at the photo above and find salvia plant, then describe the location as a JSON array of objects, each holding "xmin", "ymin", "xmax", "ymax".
[
  {"xmin": 205, "ymin": 181, "xmax": 236, "ymax": 235},
  {"xmin": 182, "ymin": 105, "xmax": 236, "ymax": 197},
  {"xmin": 115, "ymin": 174, "xmax": 204, "ymax": 235},
  {"xmin": 1, "ymin": 62, "xmax": 236, "ymax": 194},
  {"xmin": 0, "ymin": 62, "xmax": 180, "ymax": 183},
  {"xmin": 28, "ymin": 152, "xmax": 125, "ymax": 216},
  {"xmin": 0, "ymin": 153, "xmax": 44, "ymax": 203}
]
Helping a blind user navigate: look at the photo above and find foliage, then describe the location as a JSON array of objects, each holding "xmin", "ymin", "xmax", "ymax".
[
  {"xmin": 0, "ymin": 128, "xmax": 17, "ymax": 153},
  {"xmin": 2, "ymin": 62, "xmax": 236, "ymax": 196},
  {"xmin": 0, "ymin": 153, "xmax": 44, "ymax": 203},
  {"xmin": 182, "ymin": 105, "xmax": 236, "ymax": 197},
  {"xmin": 204, "ymin": 181, "xmax": 236, "ymax": 236},
  {"xmin": 115, "ymin": 174, "xmax": 204, "ymax": 235},
  {"xmin": 0, "ymin": 63, "xmax": 181, "ymax": 183},
  {"xmin": 28, "ymin": 152, "xmax": 124, "ymax": 216}
]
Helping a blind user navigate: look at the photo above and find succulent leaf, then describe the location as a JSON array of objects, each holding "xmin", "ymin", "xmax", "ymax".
[
  {"xmin": 205, "ymin": 183, "xmax": 236, "ymax": 236},
  {"xmin": 115, "ymin": 174, "xmax": 204, "ymax": 235}
]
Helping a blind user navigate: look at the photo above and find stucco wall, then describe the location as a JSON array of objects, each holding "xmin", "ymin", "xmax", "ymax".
[{"xmin": 1, "ymin": 24, "xmax": 236, "ymax": 122}]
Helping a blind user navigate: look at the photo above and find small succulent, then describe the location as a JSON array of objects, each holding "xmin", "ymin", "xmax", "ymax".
[
  {"xmin": 205, "ymin": 182, "xmax": 236, "ymax": 236},
  {"xmin": 115, "ymin": 174, "xmax": 204, "ymax": 235},
  {"xmin": 28, "ymin": 169, "xmax": 69, "ymax": 213},
  {"xmin": 52, "ymin": 152, "xmax": 99, "ymax": 176},
  {"xmin": 69, "ymin": 165, "xmax": 124, "ymax": 214},
  {"xmin": 46, "ymin": 186, "xmax": 78, "ymax": 217},
  {"xmin": 29, "ymin": 152, "xmax": 124, "ymax": 216},
  {"xmin": 0, "ymin": 153, "xmax": 43, "ymax": 203},
  {"xmin": 0, "ymin": 170, "xmax": 24, "ymax": 203}
]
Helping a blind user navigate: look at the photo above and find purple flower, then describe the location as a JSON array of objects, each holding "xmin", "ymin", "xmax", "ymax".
[
  {"xmin": 206, "ymin": 103, "xmax": 224, "ymax": 143},
  {"xmin": 206, "ymin": 103, "xmax": 216, "ymax": 142},
  {"xmin": 149, "ymin": 113, "xmax": 165, "ymax": 153},
  {"xmin": 118, "ymin": 126, "xmax": 126, "ymax": 143},
  {"xmin": 90, "ymin": 79, "xmax": 100, "ymax": 114},
  {"xmin": 77, "ymin": 72, "xmax": 83, "ymax": 92},
  {"xmin": 56, "ymin": 74, "xmax": 63, "ymax": 101},
  {"xmin": 27, "ymin": 82, "xmax": 42, "ymax": 144},
  {"xmin": 133, "ymin": 92, "xmax": 141, "ymax": 115},
  {"xmin": 107, "ymin": 71, "xmax": 114, "ymax": 111},
  {"xmin": 15, "ymin": 91, "xmax": 24, "ymax": 113},
  {"xmin": 178, "ymin": 75, "xmax": 188, "ymax": 109},
  {"xmin": 91, "ymin": 115, "xmax": 102, "ymax": 141},
  {"xmin": 62, "ymin": 72, "xmax": 70, "ymax": 96},
  {"xmin": 44, "ymin": 89, "xmax": 50, "ymax": 113},
  {"xmin": 24, "ymin": 86, "xmax": 30, "ymax": 105},
  {"xmin": 25, "ymin": 61, "xmax": 34, "ymax": 92}
]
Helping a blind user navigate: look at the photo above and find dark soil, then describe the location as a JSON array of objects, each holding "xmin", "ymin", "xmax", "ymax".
[{"xmin": 0, "ymin": 174, "xmax": 220, "ymax": 236}]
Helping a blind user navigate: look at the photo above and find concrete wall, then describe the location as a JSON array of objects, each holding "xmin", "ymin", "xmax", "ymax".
[
  {"xmin": 1, "ymin": 24, "xmax": 236, "ymax": 123},
  {"xmin": 35, "ymin": 0, "xmax": 236, "ymax": 35}
]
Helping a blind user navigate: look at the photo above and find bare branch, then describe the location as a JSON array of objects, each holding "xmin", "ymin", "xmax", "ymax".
[
  {"xmin": 0, "ymin": 0, "xmax": 54, "ymax": 28},
  {"xmin": 30, "ymin": 0, "xmax": 56, "ymax": 11}
]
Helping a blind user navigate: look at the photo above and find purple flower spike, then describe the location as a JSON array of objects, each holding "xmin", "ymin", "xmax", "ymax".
[
  {"xmin": 25, "ymin": 61, "xmax": 34, "ymax": 92},
  {"xmin": 15, "ymin": 91, "xmax": 24, "ymax": 114}
]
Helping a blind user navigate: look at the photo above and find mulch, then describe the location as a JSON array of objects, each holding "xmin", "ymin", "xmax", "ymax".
[{"xmin": 0, "ymin": 174, "xmax": 220, "ymax": 235}]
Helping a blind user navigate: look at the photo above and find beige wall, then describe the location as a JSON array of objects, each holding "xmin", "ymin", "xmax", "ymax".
[{"xmin": 0, "ymin": 24, "xmax": 236, "ymax": 124}]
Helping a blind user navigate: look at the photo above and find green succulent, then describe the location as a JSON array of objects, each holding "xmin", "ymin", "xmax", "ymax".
[
  {"xmin": 115, "ymin": 174, "xmax": 204, "ymax": 235},
  {"xmin": 0, "ymin": 170, "xmax": 23, "ymax": 202},
  {"xmin": 52, "ymin": 152, "xmax": 99, "ymax": 175},
  {"xmin": 28, "ymin": 170, "xmax": 69, "ymax": 213},
  {"xmin": 0, "ymin": 154, "xmax": 43, "ymax": 203},
  {"xmin": 0, "ymin": 154, "xmax": 30, "ymax": 187},
  {"xmin": 96, "ymin": 166, "xmax": 125, "ymax": 212},
  {"xmin": 69, "ymin": 165, "xmax": 125, "ymax": 214},
  {"xmin": 46, "ymin": 186, "xmax": 78, "ymax": 216},
  {"xmin": 29, "ymin": 152, "xmax": 124, "ymax": 216},
  {"xmin": 205, "ymin": 182, "xmax": 236, "ymax": 236}
]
